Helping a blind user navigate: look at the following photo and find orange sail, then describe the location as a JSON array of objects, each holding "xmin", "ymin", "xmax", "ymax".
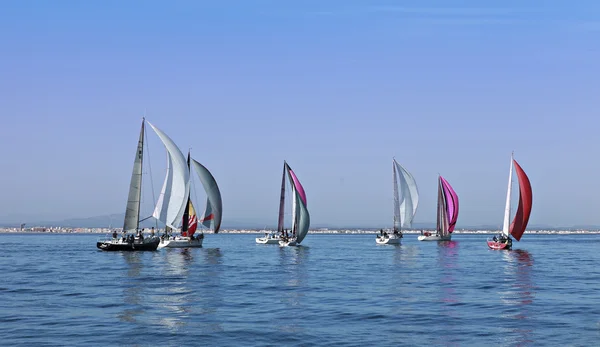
[{"xmin": 509, "ymin": 160, "xmax": 533, "ymax": 241}]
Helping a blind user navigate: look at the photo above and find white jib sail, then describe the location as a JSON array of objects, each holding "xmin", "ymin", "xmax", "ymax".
[
  {"xmin": 148, "ymin": 122, "xmax": 190, "ymax": 229},
  {"xmin": 394, "ymin": 159, "xmax": 419, "ymax": 228}
]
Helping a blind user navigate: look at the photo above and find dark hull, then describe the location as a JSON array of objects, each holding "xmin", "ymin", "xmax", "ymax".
[{"xmin": 97, "ymin": 237, "xmax": 160, "ymax": 251}]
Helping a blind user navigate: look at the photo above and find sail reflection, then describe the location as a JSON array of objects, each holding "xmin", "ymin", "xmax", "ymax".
[
  {"xmin": 500, "ymin": 249, "xmax": 535, "ymax": 345},
  {"xmin": 437, "ymin": 241, "xmax": 459, "ymax": 305},
  {"xmin": 434, "ymin": 241, "xmax": 460, "ymax": 346},
  {"xmin": 387, "ymin": 244, "xmax": 419, "ymax": 311},
  {"xmin": 392, "ymin": 243, "xmax": 419, "ymax": 266},
  {"xmin": 154, "ymin": 249, "xmax": 195, "ymax": 330},
  {"xmin": 151, "ymin": 248, "xmax": 224, "ymax": 333},
  {"xmin": 277, "ymin": 246, "xmax": 309, "ymax": 333},
  {"xmin": 118, "ymin": 252, "xmax": 145, "ymax": 323},
  {"xmin": 197, "ymin": 247, "xmax": 224, "ymax": 334}
]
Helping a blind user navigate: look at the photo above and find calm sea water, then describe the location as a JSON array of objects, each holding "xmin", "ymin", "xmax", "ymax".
[{"xmin": 0, "ymin": 233, "xmax": 599, "ymax": 346}]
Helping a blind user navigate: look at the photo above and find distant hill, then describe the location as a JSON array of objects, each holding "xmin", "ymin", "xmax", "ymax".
[{"xmin": 0, "ymin": 213, "xmax": 275, "ymax": 230}]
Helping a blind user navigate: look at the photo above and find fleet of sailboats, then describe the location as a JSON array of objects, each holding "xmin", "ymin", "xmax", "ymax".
[
  {"xmin": 376, "ymin": 159, "xmax": 418, "ymax": 245},
  {"xmin": 97, "ymin": 122, "xmax": 534, "ymax": 251},
  {"xmin": 487, "ymin": 153, "xmax": 533, "ymax": 250},
  {"xmin": 256, "ymin": 162, "xmax": 288, "ymax": 245},
  {"xmin": 418, "ymin": 176, "xmax": 459, "ymax": 241}
]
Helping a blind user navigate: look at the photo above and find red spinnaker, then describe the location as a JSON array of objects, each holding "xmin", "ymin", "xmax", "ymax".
[{"xmin": 509, "ymin": 160, "xmax": 532, "ymax": 241}]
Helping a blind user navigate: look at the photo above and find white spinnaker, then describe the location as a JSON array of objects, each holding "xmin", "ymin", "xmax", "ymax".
[
  {"xmin": 191, "ymin": 158, "xmax": 223, "ymax": 233},
  {"xmin": 148, "ymin": 122, "xmax": 190, "ymax": 229},
  {"xmin": 394, "ymin": 159, "xmax": 419, "ymax": 228}
]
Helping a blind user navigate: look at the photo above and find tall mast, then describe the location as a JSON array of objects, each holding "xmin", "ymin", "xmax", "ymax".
[
  {"xmin": 277, "ymin": 161, "xmax": 287, "ymax": 233},
  {"xmin": 501, "ymin": 152, "xmax": 514, "ymax": 237}
]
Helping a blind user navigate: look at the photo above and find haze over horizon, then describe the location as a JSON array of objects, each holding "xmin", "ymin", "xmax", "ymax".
[{"xmin": 1, "ymin": 0, "xmax": 599, "ymax": 228}]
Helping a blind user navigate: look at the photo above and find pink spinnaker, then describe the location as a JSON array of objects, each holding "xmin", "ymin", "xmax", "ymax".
[{"xmin": 440, "ymin": 176, "xmax": 459, "ymax": 233}]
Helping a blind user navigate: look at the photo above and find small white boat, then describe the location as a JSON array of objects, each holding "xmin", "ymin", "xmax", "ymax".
[
  {"xmin": 418, "ymin": 175, "xmax": 459, "ymax": 242},
  {"xmin": 417, "ymin": 232, "xmax": 451, "ymax": 241},
  {"xmin": 256, "ymin": 232, "xmax": 281, "ymax": 244},
  {"xmin": 376, "ymin": 233, "xmax": 402, "ymax": 245},
  {"xmin": 158, "ymin": 235, "xmax": 204, "ymax": 249}
]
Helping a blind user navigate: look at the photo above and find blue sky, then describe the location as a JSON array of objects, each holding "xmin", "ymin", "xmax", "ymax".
[{"xmin": 1, "ymin": 0, "xmax": 599, "ymax": 227}]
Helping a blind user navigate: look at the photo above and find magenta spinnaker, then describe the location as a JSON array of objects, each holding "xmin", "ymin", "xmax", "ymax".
[
  {"xmin": 440, "ymin": 176, "xmax": 459, "ymax": 233},
  {"xmin": 287, "ymin": 168, "xmax": 307, "ymax": 207}
]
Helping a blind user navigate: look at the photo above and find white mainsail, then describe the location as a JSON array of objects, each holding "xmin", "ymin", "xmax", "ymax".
[
  {"xmin": 393, "ymin": 159, "xmax": 419, "ymax": 228},
  {"xmin": 148, "ymin": 122, "xmax": 190, "ymax": 229},
  {"xmin": 501, "ymin": 153, "xmax": 514, "ymax": 238},
  {"xmin": 123, "ymin": 120, "xmax": 145, "ymax": 232},
  {"xmin": 393, "ymin": 162, "xmax": 401, "ymax": 231}
]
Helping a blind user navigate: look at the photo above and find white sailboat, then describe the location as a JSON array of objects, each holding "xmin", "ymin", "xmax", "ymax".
[
  {"xmin": 255, "ymin": 231, "xmax": 282, "ymax": 244},
  {"xmin": 417, "ymin": 176, "xmax": 459, "ymax": 241},
  {"xmin": 256, "ymin": 164, "xmax": 288, "ymax": 245},
  {"xmin": 97, "ymin": 118, "xmax": 187, "ymax": 251},
  {"xmin": 275, "ymin": 161, "xmax": 310, "ymax": 247},
  {"xmin": 487, "ymin": 153, "xmax": 533, "ymax": 250},
  {"xmin": 159, "ymin": 152, "xmax": 223, "ymax": 249},
  {"xmin": 376, "ymin": 159, "xmax": 418, "ymax": 245}
]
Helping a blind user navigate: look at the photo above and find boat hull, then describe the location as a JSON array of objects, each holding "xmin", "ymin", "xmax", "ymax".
[
  {"xmin": 487, "ymin": 240, "xmax": 512, "ymax": 250},
  {"xmin": 256, "ymin": 237, "xmax": 281, "ymax": 244},
  {"xmin": 417, "ymin": 234, "xmax": 452, "ymax": 241},
  {"xmin": 97, "ymin": 237, "xmax": 160, "ymax": 251},
  {"xmin": 158, "ymin": 236, "xmax": 203, "ymax": 249},
  {"xmin": 376, "ymin": 235, "xmax": 402, "ymax": 245},
  {"xmin": 279, "ymin": 239, "xmax": 297, "ymax": 247}
]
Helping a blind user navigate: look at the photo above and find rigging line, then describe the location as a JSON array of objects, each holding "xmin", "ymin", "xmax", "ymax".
[{"xmin": 144, "ymin": 123, "xmax": 158, "ymax": 230}]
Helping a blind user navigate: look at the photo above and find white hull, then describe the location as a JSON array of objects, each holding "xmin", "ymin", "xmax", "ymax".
[
  {"xmin": 376, "ymin": 235, "xmax": 402, "ymax": 245},
  {"xmin": 256, "ymin": 236, "xmax": 281, "ymax": 244},
  {"xmin": 158, "ymin": 236, "xmax": 203, "ymax": 249},
  {"xmin": 417, "ymin": 234, "xmax": 451, "ymax": 241}
]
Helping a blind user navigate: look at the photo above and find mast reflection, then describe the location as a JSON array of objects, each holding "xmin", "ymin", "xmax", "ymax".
[{"xmin": 501, "ymin": 249, "xmax": 535, "ymax": 345}]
